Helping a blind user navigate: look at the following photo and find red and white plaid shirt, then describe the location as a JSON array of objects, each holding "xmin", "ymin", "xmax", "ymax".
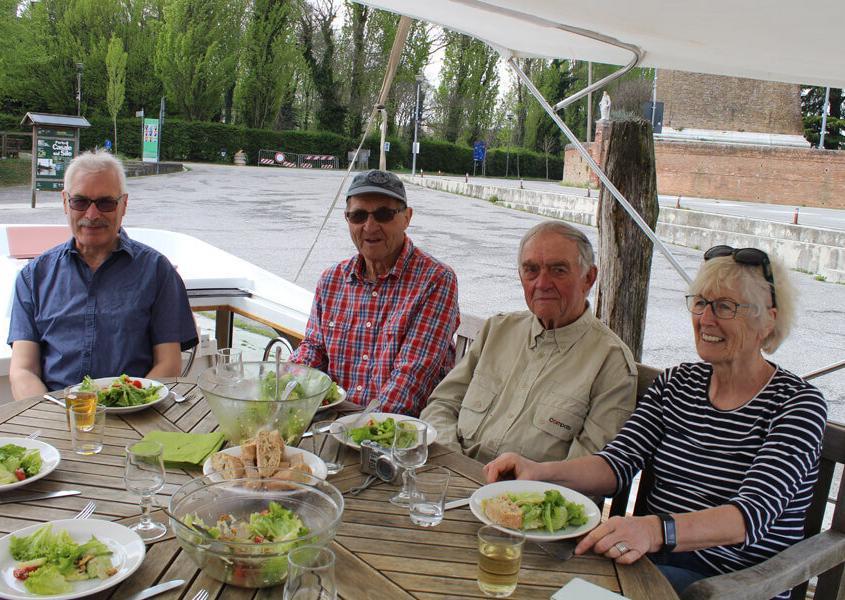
[{"xmin": 291, "ymin": 237, "xmax": 460, "ymax": 416}]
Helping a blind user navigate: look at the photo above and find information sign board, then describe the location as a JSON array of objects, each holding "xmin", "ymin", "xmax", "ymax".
[
  {"xmin": 34, "ymin": 128, "xmax": 75, "ymax": 191},
  {"xmin": 473, "ymin": 140, "xmax": 487, "ymax": 161},
  {"xmin": 142, "ymin": 118, "xmax": 160, "ymax": 163}
]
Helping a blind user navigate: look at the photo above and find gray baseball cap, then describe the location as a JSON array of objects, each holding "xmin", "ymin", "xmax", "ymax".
[{"xmin": 346, "ymin": 169, "xmax": 407, "ymax": 205}]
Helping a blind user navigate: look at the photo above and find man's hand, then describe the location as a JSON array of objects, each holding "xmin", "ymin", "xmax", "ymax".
[
  {"xmin": 483, "ymin": 452, "xmax": 545, "ymax": 483},
  {"xmin": 575, "ymin": 515, "xmax": 663, "ymax": 564}
]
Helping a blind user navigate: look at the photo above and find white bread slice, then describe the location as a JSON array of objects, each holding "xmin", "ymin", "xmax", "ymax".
[
  {"xmin": 484, "ymin": 495, "xmax": 523, "ymax": 529},
  {"xmin": 210, "ymin": 452, "xmax": 245, "ymax": 480}
]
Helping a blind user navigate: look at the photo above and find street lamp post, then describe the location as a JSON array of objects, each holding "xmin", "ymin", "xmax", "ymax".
[
  {"xmin": 505, "ymin": 112, "xmax": 513, "ymax": 178},
  {"xmin": 411, "ymin": 74, "xmax": 424, "ymax": 176},
  {"xmin": 75, "ymin": 63, "xmax": 84, "ymax": 116}
]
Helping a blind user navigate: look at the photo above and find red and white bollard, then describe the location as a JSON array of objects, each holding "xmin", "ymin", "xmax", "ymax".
[{"xmin": 793, "ymin": 207, "xmax": 799, "ymax": 225}]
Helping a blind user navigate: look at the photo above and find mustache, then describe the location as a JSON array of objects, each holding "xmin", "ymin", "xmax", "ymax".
[{"xmin": 77, "ymin": 218, "xmax": 109, "ymax": 227}]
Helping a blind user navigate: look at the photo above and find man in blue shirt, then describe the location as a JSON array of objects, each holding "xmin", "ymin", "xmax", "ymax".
[{"xmin": 7, "ymin": 150, "xmax": 197, "ymax": 399}]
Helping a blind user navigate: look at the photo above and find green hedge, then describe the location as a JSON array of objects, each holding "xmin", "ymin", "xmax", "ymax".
[{"xmin": 1, "ymin": 112, "xmax": 563, "ymax": 178}]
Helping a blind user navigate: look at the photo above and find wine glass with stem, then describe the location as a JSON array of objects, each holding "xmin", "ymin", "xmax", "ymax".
[
  {"xmin": 389, "ymin": 420, "xmax": 428, "ymax": 507},
  {"xmin": 125, "ymin": 441, "xmax": 167, "ymax": 541}
]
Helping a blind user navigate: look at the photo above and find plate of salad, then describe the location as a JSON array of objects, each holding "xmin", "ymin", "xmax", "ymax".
[
  {"xmin": 0, "ymin": 438, "xmax": 60, "ymax": 493},
  {"xmin": 469, "ymin": 480, "xmax": 601, "ymax": 541},
  {"xmin": 315, "ymin": 385, "xmax": 346, "ymax": 412},
  {"xmin": 336, "ymin": 413, "xmax": 438, "ymax": 450},
  {"xmin": 0, "ymin": 519, "xmax": 145, "ymax": 599},
  {"xmin": 73, "ymin": 375, "xmax": 168, "ymax": 414}
]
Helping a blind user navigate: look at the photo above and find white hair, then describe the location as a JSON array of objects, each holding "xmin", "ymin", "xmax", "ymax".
[{"xmin": 64, "ymin": 150, "xmax": 127, "ymax": 195}]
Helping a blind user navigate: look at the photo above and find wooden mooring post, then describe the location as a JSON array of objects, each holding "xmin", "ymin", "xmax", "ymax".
[{"xmin": 594, "ymin": 118, "xmax": 659, "ymax": 361}]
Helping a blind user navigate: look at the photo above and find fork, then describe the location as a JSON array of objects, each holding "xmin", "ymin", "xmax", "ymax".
[
  {"xmin": 73, "ymin": 501, "xmax": 96, "ymax": 520},
  {"xmin": 192, "ymin": 590, "xmax": 209, "ymax": 600},
  {"xmin": 26, "ymin": 430, "xmax": 41, "ymax": 440}
]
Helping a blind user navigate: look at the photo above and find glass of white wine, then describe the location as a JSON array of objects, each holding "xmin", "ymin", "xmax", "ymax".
[
  {"xmin": 389, "ymin": 419, "xmax": 428, "ymax": 507},
  {"xmin": 477, "ymin": 525, "xmax": 525, "ymax": 598},
  {"xmin": 124, "ymin": 441, "xmax": 167, "ymax": 541}
]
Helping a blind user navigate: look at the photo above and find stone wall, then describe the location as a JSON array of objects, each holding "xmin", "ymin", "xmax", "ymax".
[
  {"xmin": 656, "ymin": 70, "xmax": 804, "ymax": 135},
  {"xmin": 563, "ymin": 141, "xmax": 845, "ymax": 208}
]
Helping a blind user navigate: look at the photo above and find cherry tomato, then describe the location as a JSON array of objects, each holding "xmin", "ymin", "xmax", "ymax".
[
  {"xmin": 253, "ymin": 535, "xmax": 264, "ymax": 543},
  {"xmin": 13, "ymin": 565, "xmax": 37, "ymax": 580},
  {"xmin": 131, "ymin": 380, "xmax": 143, "ymax": 389},
  {"xmin": 14, "ymin": 468, "xmax": 25, "ymax": 481}
]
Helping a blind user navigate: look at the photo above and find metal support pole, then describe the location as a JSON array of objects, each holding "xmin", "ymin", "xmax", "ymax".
[
  {"xmin": 75, "ymin": 63, "xmax": 83, "ymax": 116},
  {"xmin": 412, "ymin": 76, "xmax": 422, "ymax": 175},
  {"xmin": 819, "ymin": 87, "xmax": 831, "ymax": 149},
  {"xmin": 507, "ymin": 55, "xmax": 692, "ymax": 284},
  {"xmin": 586, "ymin": 62, "xmax": 593, "ymax": 143},
  {"xmin": 379, "ymin": 107, "xmax": 388, "ymax": 170},
  {"xmin": 651, "ymin": 69, "xmax": 658, "ymax": 127}
]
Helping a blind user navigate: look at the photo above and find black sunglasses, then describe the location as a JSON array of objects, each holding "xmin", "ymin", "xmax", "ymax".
[
  {"xmin": 66, "ymin": 194, "xmax": 125, "ymax": 213},
  {"xmin": 344, "ymin": 206, "xmax": 406, "ymax": 224},
  {"xmin": 703, "ymin": 245, "xmax": 777, "ymax": 308}
]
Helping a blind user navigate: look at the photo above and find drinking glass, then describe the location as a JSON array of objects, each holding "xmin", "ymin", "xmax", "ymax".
[
  {"xmin": 63, "ymin": 386, "xmax": 98, "ymax": 431},
  {"xmin": 476, "ymin": 525, "xmax": 525, "ymax": 598},
  {"xmin": 124, "ymin": 441, "xmax": 167, "ymax": 541},
  {"xmin": 69, "ymin": 404, "xmax": 105, "ymax": 455},
  {"xmin": 299, "ymin": 421, "xmax": 347, "ymax": 475},
  {"xmin": 389, "ymin": 419, "xmax": 428, "ymax": 507},
  {"xmin": 215, "ymin": 347, "xmax": 243, "ymax": 378},
  {"xmin": 409, "ymin": 466, "xmax": 450, "ymax": 527},
  {"xmin": 283, "ymin": 545, "xmax": 337, "ymax": 600}
]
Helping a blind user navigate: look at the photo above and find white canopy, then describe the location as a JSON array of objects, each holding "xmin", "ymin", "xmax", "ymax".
[{"xmin": 357, "ymin": 0, "xmax": 844, "ymax": 88}]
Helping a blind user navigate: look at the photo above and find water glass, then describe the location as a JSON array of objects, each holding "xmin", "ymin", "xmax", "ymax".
[
  {"xmin": 63, "ymin": 387, "xmax": 98, "ymax": 430},
  {"xmin": 125, "ymin": 441, "xmax": 167, "ymax": 541},
  {"xmin": 389, "ymin": 419, "xmax": 428, "ymax": 507},
  {"xmin": 299, "ymin": 421, "xmax": 347, "ymax": 475},
  {"xmin": 477, "ymin": 525, "xmax": 525, "ymax": 598},
  {"xmin": 215, "ymin": 347, "xmax": 243, "ymax": 377},
  {"xmin": 283, "ymin": 545, "xmax": 337, "ymax": 600},
  {"xmin": 409, "ymin": 466, "xmax": 450, "ymax": 527},
  {"xmin": 69, "ymin": 404, "xmax": 105, "ymax": 455}
]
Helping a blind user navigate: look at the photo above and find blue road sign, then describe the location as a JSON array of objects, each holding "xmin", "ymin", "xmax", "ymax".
[{"xmin": 473, "ymin": 141, "xmax": 487, "ymax": 161}]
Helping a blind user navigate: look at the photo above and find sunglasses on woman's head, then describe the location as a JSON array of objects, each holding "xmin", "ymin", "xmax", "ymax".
[
  {"xmin": 344, "ymin": 206, "xmax": 406, "ymax": 224},
  {"xmin": 703, "ymin": 245, "xmax": 777, "ymax": 308}
]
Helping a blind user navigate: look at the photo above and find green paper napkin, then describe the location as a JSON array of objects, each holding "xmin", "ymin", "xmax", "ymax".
[{"xmin": 141, "ymin": 431, "xmax": 226, "ymax": 467}]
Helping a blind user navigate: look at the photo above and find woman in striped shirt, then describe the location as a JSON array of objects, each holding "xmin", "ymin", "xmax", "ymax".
[{"xmin": 484, "ymin": 246, "xmax": 827, "ymax": 598}]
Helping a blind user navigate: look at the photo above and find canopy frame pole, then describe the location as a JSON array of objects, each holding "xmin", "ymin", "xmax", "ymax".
[{"xmin": 506, "ymin": 55, "xmax": 693, "ymax": 284}]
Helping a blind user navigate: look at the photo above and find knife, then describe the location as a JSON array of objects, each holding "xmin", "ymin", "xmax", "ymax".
[
  {"xmin": 535, "ymin": 540, "xmax": 576, "ymax": 561},
  {"xmin": 124, "ymin": 579, "xmax": 186, "ymax": 600},
  {"xmin": 0, "ymin": 490, "xmax": 80, "ymax": 504},
  {"xmin": 445, "ymin": 498, "xmax": 470, "ymax": 510}
]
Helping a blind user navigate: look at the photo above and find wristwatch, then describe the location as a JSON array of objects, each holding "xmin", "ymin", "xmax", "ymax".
[{"xmin": 656, "ymin": 513, "xmax": 677, "ymax": 553}]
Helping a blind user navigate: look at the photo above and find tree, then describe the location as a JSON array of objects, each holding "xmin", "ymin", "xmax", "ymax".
[
  {"xmin": 155, "ymin": 0, "xmax": 245, "ymax": 121},
  {"xmin": 802, "ymin": 86, "xmax": 843, "ymax": 149},
  {"xmin": 234, "ymin": 0, "xmax": 300, "ymax": 129},
  {"xmin": 299, "ymin": 0, "xmax": 346, "ymax": 133},
  {"xmin": 105, "ymin": 35, "xmax": 127, "ymax": 151}
]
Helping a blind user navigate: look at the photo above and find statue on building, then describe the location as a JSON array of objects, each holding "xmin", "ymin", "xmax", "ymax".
[{"xmin": 599, "ymin": 92, "xmax": 612, "ymax": 121}]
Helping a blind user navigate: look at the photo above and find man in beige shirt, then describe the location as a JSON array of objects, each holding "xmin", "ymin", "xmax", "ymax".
[{"xmin": 421, "ymin": 221, "xmax": 636, "ymax": 464}]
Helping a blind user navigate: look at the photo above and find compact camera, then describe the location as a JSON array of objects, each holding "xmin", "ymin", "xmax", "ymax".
[{"xmin": 360, "ymin": 440, "xmax": 400, "ymax": 483}]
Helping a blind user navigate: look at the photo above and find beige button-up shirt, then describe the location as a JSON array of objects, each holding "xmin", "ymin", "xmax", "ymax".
[{"xmin": 421, "ymin": 309, "xmax": 637, "ymax": 464}]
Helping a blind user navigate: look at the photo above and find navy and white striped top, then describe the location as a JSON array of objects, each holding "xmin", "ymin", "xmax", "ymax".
[{"xmin": 598, "ymin": 362, "xmax": 827, "ymax": 591}]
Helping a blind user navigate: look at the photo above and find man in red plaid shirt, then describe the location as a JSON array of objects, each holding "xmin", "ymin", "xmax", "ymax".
[{"xmin": 290, "ymin": 170, "xmax": 460, "ymax": 416}]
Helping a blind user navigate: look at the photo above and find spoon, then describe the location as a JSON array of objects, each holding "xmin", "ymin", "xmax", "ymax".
[
  {"xmin": 42, "ymin": 394, "xmax": 66, "ymax": 408},
  {"xmin": 279, "ymin": 378, "xmax": 298, "ymax": 402},
  {"xmin": 171, "ymin": 391, "xmax": 188, "ymax": 403}
]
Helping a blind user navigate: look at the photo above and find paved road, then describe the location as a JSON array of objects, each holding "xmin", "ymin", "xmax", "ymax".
[
  {"xmin": 0, "ymin": 164, "xmax": 842, "ymax": 413},
  {"xmin": 433, "ymin": 175, "xmax": 845, "ymax": 231}
]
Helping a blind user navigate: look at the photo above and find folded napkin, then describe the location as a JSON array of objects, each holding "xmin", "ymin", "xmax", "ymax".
[{"xmin": 141, "ymin": 431, "xmax": 226, "ymax": 467}]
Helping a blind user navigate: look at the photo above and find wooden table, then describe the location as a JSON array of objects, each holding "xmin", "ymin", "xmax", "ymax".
[{"xmin": 1, "ymin": 380, "xmax": 679, "ymax": 600}]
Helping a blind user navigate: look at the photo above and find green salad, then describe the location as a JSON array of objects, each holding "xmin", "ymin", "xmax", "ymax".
[
  {"xmin": 183, "ymin": 501, "xmax": 308, "ymax": 587},
  {"xmin": 79, "ymin": 374, "xmax": 162, "ymax": 408},
  {"xmin": 259, "ymin": 372, "xmax": 340, "ymax": 405},
  {"xmin": 348, "ymin": 417, "xmax": 417, "ymax": 448},
  {"xmin": 0, "ymin": 444, "xmax": 42, "ymax": 485},
  {"xmin": 488, "ymin": 490, "xmax": 589, "ymax": 533},
  {"xmin": 9, "ymin": 524, "xmax": 116, "ymax": 595}
]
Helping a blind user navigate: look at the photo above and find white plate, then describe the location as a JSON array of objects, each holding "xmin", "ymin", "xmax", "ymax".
[
  {"xmin": 70, "ymin": 377, "xmax": 169, "ymax": 414},
  {"xmin": 335, "ymin": 412, "xmax": 438, "ymax": 450},
  {"xmin": 0, "ymin": 438, "xmax": 61, "ymax": 493},
  {"xmin": 0, "ymin": 519, "xmax": 145, "ymax": 600},
  {"xmin": 469, "ymin": 480, "xmax": 601, "ymax": 541},
  {"xmin": 202, "ymin": 445, "xmax": 328, "ymax": 480},
  {"xmin": 316, "ymin": 386, "xmax": 347, "ymax": 412}
]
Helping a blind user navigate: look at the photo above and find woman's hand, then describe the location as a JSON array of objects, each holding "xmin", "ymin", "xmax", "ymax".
[
  {"xmin": 575, "ymin": 515, "xmax": 663, "ymax": 565},
  {"xmin": 483, "ymin": 452, "xmax": 545, "ymax": 483}
]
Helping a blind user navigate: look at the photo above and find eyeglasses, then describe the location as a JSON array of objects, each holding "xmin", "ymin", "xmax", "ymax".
[
  {"xmin": 66, "ymin": 194, "xmax": 126, "ymax": 213},
  {"xmin": 703, "ymin": 245, "xmax": 777, "ymax": 308},
  {"xmin": 685, "ymin": 295, "xmax": 753, "ymax": 320},
  {"xmin": 344, "ymin": 206, "xmax": 406, "ymax": 224}
]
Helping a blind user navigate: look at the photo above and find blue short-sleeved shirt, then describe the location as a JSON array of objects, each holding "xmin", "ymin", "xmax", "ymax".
[{"xmin": 7, "ymin": 229, "xmax": 198, "ymax": 391}]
